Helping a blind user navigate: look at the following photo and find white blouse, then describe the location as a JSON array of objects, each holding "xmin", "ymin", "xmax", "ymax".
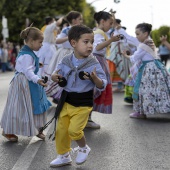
[
  {"xmin": 93, "ymin": 33, "xmax": 107, "ymax": 56},
  {"xmin": 130, "ymin": 47, "xmax": 154, "ymax": 64},
  {"xmin": 43, "ymin": 21, "xmax": 58, "ymax": 44},
  {"xmin": 56, "ymin": 26, "xmax": 73, "ymax": 49},
  {"xmin": 114, "ymin": 28, "xmax": 139, "ymax": 47},
  {"xmin": 15, "ymin": 54, "xmax": 40, "ymax": 83},
  {"xmin": 57, "ymin": 33, "xmax": 72, "ymax": 49}
]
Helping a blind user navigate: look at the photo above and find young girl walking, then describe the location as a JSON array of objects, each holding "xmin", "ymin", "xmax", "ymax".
[
  {"xmin": 87, "ymin": 11, "xmax": 120, "ymax": 128},
  {"xmin": 1, "ymin": 26, "xmax": 51, "ymax": 142},
  {"xmin": 123, "ymin": 23, "xmax": 170, "ymax": 118}
]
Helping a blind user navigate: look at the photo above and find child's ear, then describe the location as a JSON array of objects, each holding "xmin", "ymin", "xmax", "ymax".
[{"xmin": 70, "ymin": 39, "xmax": 76, "ymax": 47}]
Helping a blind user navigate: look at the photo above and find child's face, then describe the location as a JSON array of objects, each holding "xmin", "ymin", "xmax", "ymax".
[
  {"xmin": 102, "ymin": 17, "xmax": 114, "ymax": 32},
  {"xmin": 135, "ymin": 28, "xmax": 148, "ymax": 43},
  {"xmin": 72, "ymin": 15, "xmax": 83, "ymax": 25},
  {"xmin": 72, "ymin": 33, "xmax": 94, "ymax": 58},
  {"xmin": 32, "ymin": 36, "xmax": 43, "ymax": 51}
]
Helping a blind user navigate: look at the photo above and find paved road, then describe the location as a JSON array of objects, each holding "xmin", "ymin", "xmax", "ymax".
[{"xmin": 0, "ymin": 71, "xmax": 170, "ymax": 170}]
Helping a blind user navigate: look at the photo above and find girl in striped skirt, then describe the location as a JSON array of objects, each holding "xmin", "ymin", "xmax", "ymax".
[
  {"xmin": 87, "ymin": 11, "xmax": 120, "ymax": 128},
  {"xmin": 1, "ymin": 27, "xmax": 51, "ymax": 142}
]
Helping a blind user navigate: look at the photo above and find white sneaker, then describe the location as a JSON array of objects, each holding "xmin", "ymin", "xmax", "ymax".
[
  {"xmin": 75, "ymin": 145, "xmax": 91, "ymax": 165},
  {"xmin": 86, "ymin": 120, "xmax": 101, "ymax": 129},
  {"xmin": 50, "ymin": 152, "xmax": 72, "ymax": 167}
]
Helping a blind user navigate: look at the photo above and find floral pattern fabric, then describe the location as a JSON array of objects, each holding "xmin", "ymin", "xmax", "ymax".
[{"xmin": 133, "ymin": 62, "xmax": 170, "ymax": 115}]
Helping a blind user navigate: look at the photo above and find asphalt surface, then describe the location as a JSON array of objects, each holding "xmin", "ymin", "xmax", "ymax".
[{"xmin": 1, "ymin": 71, "xmax": 170, "ymax": 170}]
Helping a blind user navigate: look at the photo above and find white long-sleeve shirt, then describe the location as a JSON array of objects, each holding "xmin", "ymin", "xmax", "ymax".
[
  {"xmin": 130, "ymin": 46, "xmax": 155, "ymax": 64},
  {"xmin": 56, "ymin": 26, "xmax": 73, "ymax": 49},
  {"xmin": 114, "ymin": 28, "xmax": 139, "ymax": 47},
  {"xmin": 93, "ymin": 33, "xmax": 107, "ymax": 56},
  {"xmin": 15, "ymin": 54, "xmax": 40, "ymax": 83},
  {"xmin": 43, "ymin": 21, "xmax": 58, "ymax": 44}
]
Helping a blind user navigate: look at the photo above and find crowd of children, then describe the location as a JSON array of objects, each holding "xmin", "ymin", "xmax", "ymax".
[{"xmin": 1, "ymin": 8, "xmax": 170, "ymax": 168}]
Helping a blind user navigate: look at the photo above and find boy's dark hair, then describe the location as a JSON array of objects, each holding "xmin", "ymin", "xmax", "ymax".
[
  {"xmin": 68, "ymin": 25, "xmax": 93, "ymax": 42},
  {"xmin": 45, "ymin": 16, "xmax": 53, "ymax": 25}
]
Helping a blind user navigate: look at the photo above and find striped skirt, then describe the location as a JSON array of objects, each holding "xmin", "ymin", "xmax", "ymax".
[
  {"xmin": 44, "ymin": 48, "xmax": 73, "ymax": 98},
  {"xmin": 93, "ymin": 54, "xmax": 112, "ymax": 114},
  {"xmin": 0, "ymin": 73, "xmax": 47, "ymax": 136},
  {"xmin": 107, "ymin": 60, "xmax": 123, "ymax": 83},
  {"xmin": 108, "ymin": 42, "xmax": 131, "ymax": 81}
]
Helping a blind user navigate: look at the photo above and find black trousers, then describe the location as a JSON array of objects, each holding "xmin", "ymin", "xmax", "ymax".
[{"xmin": 160, "ymin": 54, "xmax": 169, "ymax": 66}]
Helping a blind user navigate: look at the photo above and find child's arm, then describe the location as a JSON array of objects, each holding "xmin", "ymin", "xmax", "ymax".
[
  {"xmin": 56, "ymin": 36, "xmax": 68, "ymax": 44},
  {"xmin": 20, "ymin": 54, "xmax": 47, "ymax": 87},
  {"xmin": 56, "ymin": 27, "xmax": 69, "ymax": 44},
  {"xmin": 122, "ymin": 50, "xmax": 131, "ymax": 59},
  {"xmin": 122, "ymin": 48, "xmax": 146, "ymax": 64},
  {"xmin": 37, "ymin": 79, "xmax": 47, "ymax": 87},
  {"xmin": 95, "ymin": 34, "xmax": 120, "ymax": 51}
]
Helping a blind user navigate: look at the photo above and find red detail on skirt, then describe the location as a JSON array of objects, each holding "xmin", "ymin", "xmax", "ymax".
[{"xmin": 94, "ymin": 83, "xmax": 112, "ymax": 105}]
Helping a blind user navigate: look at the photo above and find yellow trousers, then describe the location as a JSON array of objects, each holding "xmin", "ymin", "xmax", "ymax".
[{"xmin": 55, "ymin": 102, "xmax": 92, "ymax": 154}]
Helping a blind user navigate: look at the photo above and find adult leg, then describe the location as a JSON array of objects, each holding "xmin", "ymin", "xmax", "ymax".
[
  {"xmin": 160, "ymin": 55, "xmax": 166, "ymax": 65},
  {"xmin": 164, "ymin": 55, "xmax": 169, "ymax": 66}
]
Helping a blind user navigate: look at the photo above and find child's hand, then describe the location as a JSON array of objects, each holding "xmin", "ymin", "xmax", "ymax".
[
  {"xmin": 90, "ymin": 67, "xmax": 97, "ymax": 80},
  {"xmin": 122, "ymin": 50, "xmax": 130, "ymax": 59},
  {"xmin": 51, "ymin": 69, "xmax": 62, "ymax": 82},
  {"xmin": 38, "ymin": 79, "xmax": 47, "ymax": 87},
  {"xmin": 80, "ymin": 68, "xmax": 98, "ymax": 81},
  {"xmin": 144, "ymin": 39, "xmax": 155, "ymax": 51},
  {"xmin": 56, "ymin": 17, "xmax": 63, "ymax": 27},
  {"xmin": 110, "ymin": 33, "xmax": 121, "ymax": 42},
  {"xmin": 90, "ymin": 67, "xmax": 104, "ymax": 89},
  {"xmin": 80, "ymin": 72, "xmax": 91, "ymax": 80},
  {"xmin": 160, "ymin": 35, "xmax": 167, "ymax": 42}
]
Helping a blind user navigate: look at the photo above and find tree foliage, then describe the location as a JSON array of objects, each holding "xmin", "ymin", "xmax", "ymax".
[
  {"xmin": 0, "ymin": 0, "xmax": 169, "ymax": 46},
  {"xmin": 0, "ymin": 0, "xmax": 95, "ymax": 43},
  {"xmin": 152, "ymin": 26, "xmax": 170, "ymax": 47}
]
